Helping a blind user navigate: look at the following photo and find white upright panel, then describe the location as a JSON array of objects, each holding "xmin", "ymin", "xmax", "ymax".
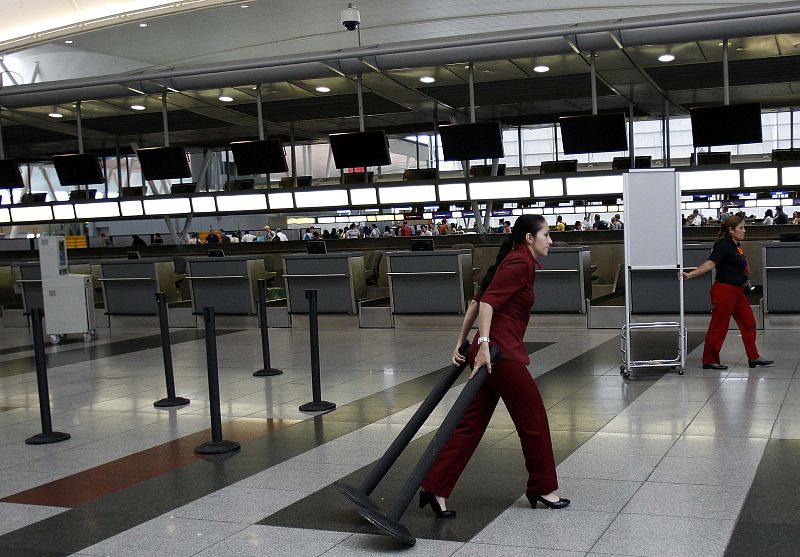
[{"xmin": 624, "ymin": 169, "xmax": 681, "ymax": 268}]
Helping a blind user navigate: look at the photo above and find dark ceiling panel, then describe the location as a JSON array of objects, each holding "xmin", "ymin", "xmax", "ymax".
[
  {"xmin": 418, "ymin": 74, "xmax": 613, "ymax": 108},
  {"xmin": 647, "ymin": 55, "xmax": 800, "ymax": 91},
  {"xmin": 230, "ymin": 92, "xmax": 411, "ymax": 122},
  {"xmin": 1, "ymin": 125, "xmax": 74, "ymax": 145},
  {"xmin": 73, "ymin": 110, "xmax": 234, "ymax": 136}
]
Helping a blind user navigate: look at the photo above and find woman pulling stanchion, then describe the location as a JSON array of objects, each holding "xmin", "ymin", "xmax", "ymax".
[
  {"xmin": 418, "ymin": 214, "xmax": 569, "ymax": 518},
  {"xmin": 680, "ymin": 215, "xmax": 773, "ymax": 370}
]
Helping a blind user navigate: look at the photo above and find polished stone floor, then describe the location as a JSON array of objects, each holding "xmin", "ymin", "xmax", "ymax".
[{"xmin": 0, "ymin": 322, "xmax": 798, "ymax": 556}]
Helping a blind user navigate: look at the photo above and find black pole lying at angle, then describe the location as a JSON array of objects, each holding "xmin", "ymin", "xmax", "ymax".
[
  {"xmin": 253, "ymin": 279, "xmax": 283, "ymax": 377},
  {"xmin": 335, "ymin": 340, "xmax": 472, "ymax": 510},
  {"xmin": 26, "ymin": 308, "xmax": 70, "ymax": 445},
  {"xmin": 299, "ymin": 289, "xmax": 336, "ymax": 412},
  {"xmin": 359, "ymin": 346, "xmax": 501, "ymax": 546},
  {"xmin": 195, "ymin": 307, "xmax": 240, "ymax": 455},
  {"xmin": 154, "ymin": 292, "xmax": 190, "ymax": 408}
]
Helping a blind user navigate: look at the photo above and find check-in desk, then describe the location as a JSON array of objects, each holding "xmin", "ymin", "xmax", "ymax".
[
  {"xmin": 386, "ymin": 250, "xmax": 473, "ymax": 314},
  {"xmin": 534, "ymin": 246, "xmax": 592, "ymax": 313},
  {"xmin": 763, "ymin": 241, "xmax": 800, "ymax": 327},
  {"xmin": 185, "ymin": 256, "xmax": 266, "ymax": 315},
  {"xmin": 100, "ymin": 258, "xmax": 179, "ymax": 316},
  {"xmin": 15, "ymin": 262, "xmax": 44, "ymax": 315},
  {"xmin": 283, "ymin": 253, "xmax": 366, "ymax": 314},
  {"xmin": 628, "ymin": 244, "xmax": 713, "ymax": 314}
]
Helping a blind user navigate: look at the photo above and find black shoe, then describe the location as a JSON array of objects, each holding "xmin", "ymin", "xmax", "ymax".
[
  {"xmin": 419, "ymin": 490, "xmax": 456, "ymax": 518},
  {"xmin": 749, "ymin": 359, "xmax": 774, "ymax": 368},
  {"xmin": 527, "ymin": 494, "xmax": 570, "ymax": 509},
  {"xmin": 702, "ymin": 363, "xmax": 728, "ymax": 370}
]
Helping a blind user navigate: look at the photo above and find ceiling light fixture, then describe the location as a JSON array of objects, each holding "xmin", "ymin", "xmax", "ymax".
[
  {"xmin": 315, "ymin": 86, "xmax": 331, "ymax": 93},
  {"xmin": 48, "ymin": 112, "xmax": 63, "ymax": 118},
  {"xmin": 533, "ymin": 65, "xmax": 550, "ymax": 73},
  {"xmin": 419, "ymin": 76, "xmax": 435, "ymax": 83},
  {"xmin": 218, "ymin": 96, "xmax": 234, "ymax": 102},
  {"xmin": 139, "ymin": 23, "xmax": 148, "ymax": 27},
  {"xmin": 241, "ymin": 4, "xmax": 249, "ymax": 7},
  {"xmin": 64, "ymin": 40, "xmax": 73, "ymax": 44},
  {"xmin": 658, "ymin": 53, "xmax": 675, "ymax": 62},
  {"xmin": 130, "ymin": 104, "xmax": 146, "ymax": 111}
]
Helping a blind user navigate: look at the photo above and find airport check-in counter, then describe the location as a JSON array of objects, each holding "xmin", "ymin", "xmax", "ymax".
[
  {"xmin": 15, "ymin": 262, "xmax": 45, "ymax": 314},
  {"xmin": 185, "ymin": 256, "xmax": 266, "ymax": 314},
  {"xmin": 763, "ymin": 241, "xmax": 800, "ymax": 314},
  {"xmin": 628, "ymin": 243, "xmax": 713, "ymax": 314},
  {"xmin": 283, "ymin": 253, "xmax": 366, "ymax": 314},
  {"xmin": 99, "ymin": 258, "xmax": 179, "ymax": 315},
  {"xmin": 534, "ymin": 246, "xmax": 592, "ymax": 313},
  {"xmin": 386, "ymin": 250, "xmax": 473, "ymax": 314}
]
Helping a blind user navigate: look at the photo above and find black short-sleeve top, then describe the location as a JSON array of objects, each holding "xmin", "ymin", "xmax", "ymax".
[{"xmin": 709, "ymin": 237, "xmax": 749, "ymax": 286}]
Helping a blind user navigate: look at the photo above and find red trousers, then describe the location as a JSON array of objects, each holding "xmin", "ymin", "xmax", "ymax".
[
  {"xmin": 702, "ymin": 281, "xmax": 760, "ymax": 365},
  {"xmin": 421, "ymin": 358, "xmax": 558, "ymax": 498}
]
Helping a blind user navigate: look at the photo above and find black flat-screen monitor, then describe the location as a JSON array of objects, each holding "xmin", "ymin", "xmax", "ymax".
[
  {"xmin": 329, "ymin": 130, "xmax": 391, "ymax": 169},
  {"xmin": 780, "ymin": 233, "xmax": 800, "ymax": 242},
  {"xmin": 0, "ymin": 159, "xmax": 25, "ymax": 189},
  {"xmin": 695, "ymin": 152, "xmax": 731, "ymax": 166},
  {"xmin": 230, "ymin": 139, "xmax": 288, "ymax": 174},
  {"xmin": 136, "ymin": 146, "xmax": 192, "ymax": 181},
  {"xmin": 470, "ymin": 164, "xmax": 506, "ymax": 177},
  {"xmin": 170, "ymin": 183, "xmax": 197, "ymax": 194},
  {"xmin": 410, "ymin": 238, "xmax": 435, "ymax": 252},
  {"xmin": 772, "ymin": 149, "xmax": 800, "ymax": 162},
  {"xmin": 224, "ymin": 179, "xmax": 255, "ymax": 191},
  {"xmin": 540, "ymin": 160, "xmax": 578, "ymax": 174},
  {"xmin": 69, "ymin": 189, "xmax": 97, "ymax": 200},
  {"xmin": 120, "ymin": 186, "xmax": 145, "ymax": 197},
  {"xmin": 52, "ymin": 153, "xmax": 105, "ymax": 186},
  {"xmin": 690, "ymin": 103, "xmax": 762, "ymax": 147},
  {"xmin": 439, "ymin": 122, "xmax": 504, "ymax": 161},
  {"xmin": 207, "ymin": 249, "xmax": 225, "ymax": 257},
  {"xmin": 127, "ymin": 251, "xmax": 141, "ymax": 260},
  {"xmin": 612, "ymin": 156, "xmax": 652, "ymax": 170},
  {"xmin": 21, "ymin": 193, "xmax": 47, "ymax": 204},
  {"xmin": 559, "ymin": 113, "xmax": 628, "ymax": 154},
  {"xmin": 307, "ymin": 241, "xmax": 327, "ymax": 255}
]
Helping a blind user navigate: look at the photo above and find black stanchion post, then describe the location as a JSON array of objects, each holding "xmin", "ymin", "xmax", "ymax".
[
  {"xmin": 299, "ymin": 289, "xmax": 335, "ymax": 413},
  {"xmin": 359, "ymin": 346, "xmax": 501, "ymax": 546},
  {"xmin": 26, "ymin": 308, "xmax": 70, "ymax": 445},
  {"xmin": 154, "ymin": 292, "xmax": 190, "ymax": 408},
  {"xmin": 195, "ymin": 307, "xmax": 240, "ymax": 455},
  {"xmin": 253, "ymin": 279, "xmax": 283, "ymax": 377},
  {"xmin": 335, "ymin": 340, "xmax": 471, "ymax": 510}
]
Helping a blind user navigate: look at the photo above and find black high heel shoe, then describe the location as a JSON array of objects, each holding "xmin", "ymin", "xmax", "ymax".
[
  {"xmin": 418, "ymin": 490, "xmax": 456, "ymax": 518},
  {"xmin": 527, "ymin": 494, "xmax": 570, "ymax": 509}
]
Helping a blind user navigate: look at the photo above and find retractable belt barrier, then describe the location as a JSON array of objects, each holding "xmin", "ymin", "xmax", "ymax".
[
  {"xmin": 154, "ymin": 292, "xmax": 190, "ymax": 408},
  {"xmin": 298, "ymin": 289, "xmax": 336, "ymax": 413},
  {"xmin": 253, "ymin": 278, "xmax": 283, "ymax": 377}
]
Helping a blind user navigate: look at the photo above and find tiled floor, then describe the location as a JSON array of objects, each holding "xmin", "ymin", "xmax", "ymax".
[{"xmin": 0, "ymin": 323, "xmax": 798, "ymax": 556}]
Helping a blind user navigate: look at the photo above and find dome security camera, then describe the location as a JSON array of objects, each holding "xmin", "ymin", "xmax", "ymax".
[{"xmin": 341, "ymin": 3, "xmax": 361, "ymax": 31}]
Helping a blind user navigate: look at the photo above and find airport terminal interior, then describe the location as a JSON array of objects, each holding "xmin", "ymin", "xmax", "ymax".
[{"xmin": 2, "ymin": 0, "xmax": 800, "ymax": 555}]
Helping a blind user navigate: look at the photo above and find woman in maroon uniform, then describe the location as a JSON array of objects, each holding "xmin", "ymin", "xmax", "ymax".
[
  {"xmin": 418, "ymin": 214, "xmax": 569, "ymax": 518},
  {"xmin": 681, "ymin": 215, "xmax": 772, "ymax": 370}
]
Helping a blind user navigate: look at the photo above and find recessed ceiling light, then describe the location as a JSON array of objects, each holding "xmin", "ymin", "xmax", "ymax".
[
  {"xmin": 48, "ymin": 112, "xmax": 63, "ymax": 118},
  {"xmin": 315, "ymin": 86, "xmax": 331, "ymax": 93},
  {"xmin": 64, "ymin": 40, "xmax": 73, "ymax": 44},
  {"xmin": 218, "ymin": 96, "xmax": 234, "ymax": 102},
  {"xmin": 130, "ymin": 104, "xmax": 146, "ymax": 111},
  {"xmin": 419, "ymin": 76, "xmax": 435, "ymax": 83},
  {"xmin": 240, "ymin": 4, "xmax": 249, "ymax": 7},
  {"xmin": 533, "ymin": 65, "xmax": 550, "ymax": 73},
  {"xmin": 482, "ymin": 69, "xmax": 492, "ymax": 73},
  {"xmin": 658, "ymin": 54, "xmax": 675, "ymax": 62},
  {"xmin": 139, "ymin": 23, "xmax": 148, "ymax": 27},
  {"xmin": 735, "ymin": 47, "xmax": 747, "ymax": 52}
]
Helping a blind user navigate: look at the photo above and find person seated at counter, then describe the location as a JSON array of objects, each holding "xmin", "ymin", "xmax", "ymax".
[
  {"xmin": 302, "ymin": 226, "xmax": 317, "ymax": 241},
  {"xmin": 687, "ymin": 209, "xmax": 702, "ymax": 227},
  {"xmin": 131, "ymin": 234, "xmax": 147, "ymax": 247},
  {"xmin": 502, "ymin": 221, "xmax": 512, "ymax": 234},
  {"xmin": 369, "ymin": 224, "xmax": 381, "ymax": 238},
  {"xmin": 793, "ymin": 211, "xmax": 800, "ymax": 225},
  {"xmin": 592, "ymin": 214, "xmax": 609, "ymax": 230},
  {"xmin": 345, "ymin": 223, "xmax": 360, "ymax": 239},
  {"xmin": 274, "ymin": 228, "xmax": 288, "ymax": 242},
  {"xmin": 763, "ymin": 209, "xmax": 774, "ymax": 225},
  {"xmin": 573, "ymin": 220, "xmax": 584, "ymax": 231},
  {"xmin": 397, "ymin": 221, "xmax": 412, "ymax": 236},
  {"xmin": 611, "ymin": 214, "xmax": 623, "ymax": 230},
  {"xmin": 774, "ymin": 206, "xmax": 789, "ymax": 225},
  {"xmin": 188, "ymin": 233, "xmax": 199, "ymax": 245},
  {"xmin": 206, "ymin": 228, "xmax": 220, "ymax": 244},
  {"xmin": 420, "ymin": 225, "xmax": 433, "ymax": 236},
  {"xmin": 218, "ymin": 229, "xmax": 232, "ymax": 243},
  {"xmin": 455, "ymin": 225, "xmax": 465, "ymax": 234},
  {"xmin": 153, "ymin": 233, "xmax": 163, "ymax": 245},
  {"xmin": 263, "ymin": 225, "xmax": 275, "ymax": 241},
  {"xmin": 241, "ymin": 230, "xmax": 257, "ymax": 242},
  {"xmin": 554, "ymin": 215, "xmax": 565, "ymax": 232},
  {"xmin": 383, "ymin": 225, "xmax": 394, "ymax": 237}
]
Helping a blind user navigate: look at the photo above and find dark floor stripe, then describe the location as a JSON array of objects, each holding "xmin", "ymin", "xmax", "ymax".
[
  {"xmin": 259, "ymin": 332, "xmax": 703, "ymax": 542},
  {"xmin": 0, "ymin": 337, "xmax": 83, "ymax": 357},
  {"xmin": 724, "ymin": 439, "xmax": 800, "ymax": 556},
  {"xmin": 0, "ymin": 329, "xmax": 240, "ymax": 379},
  {"xmin": 0, "ymin": 343, "xmax": 553, "ymax": 555},
  {"xmin": 1, "ymin": 418, "xmax": 299, "ymax": 508}
]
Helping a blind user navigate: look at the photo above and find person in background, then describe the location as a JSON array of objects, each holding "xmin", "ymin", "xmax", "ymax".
[
  {"xmin": 688, "ymin": 209, "xmax": 702, "ymax": 226},
  {"xmin": 100, "ymin": 233, "xmax": 113, "ymax": 247},
  {"xmin": 329, "ymin": 228, "xmax": 338, "ymax": 239},
  {"xmin": 397, "ymin": 221, "xmax": 412, "ymax": 237},
  {"xmin": 345, "ymin": 223, "xmax": 360, "ymax": 239},
  {"xmin": 592, "ymin": 214, "xmax": 609, "ymax": 230},
  {"xmin": 322, "ymin": 230, "xmax": 331, "ymax": 239},
  {"xmin": 302, "ymin": 227, "xmax": 317, "ymax": 240},
  {"xmin": 229, "ymin": 232, "xmax": 240, "ymax": 243},
  {"xmin": 439, "ymin": 219, "xmax": 451, "ymax": 235},
  {"xmin": 254, "ymin": 231, "xmax": 266, "ymax": 242},
  {"xmin": 337, "ymin": 228, "xmax": 345, "ymax": 239},
  {"xmin": 793, "ymin": 211, "xmax": 800, "ymax": 225},
  {"xmin": 273, "ymin": 228, "xmax": 288, "ymax": 242},
  {"xmin": 611, "ymin": 214, "xmax": 624, "ymax": 230},
  {"xmin": 370, "ymin": 224, "xmax": 381, "ymax": 238},
  {"xmin": 241, "ymin": 230, "xmax": 257, "ymax": 242},
  {"xmin": 581, "ymin": 214, "xmax": 591, "ymax": 230},
  {"xmin": 762, "ymin": 209, "xmax": 774, "ymax": 226},
  {"xmin": 263, "ymin": 225, "xmax": 275, "ymax": 241},
  {"xmin": 455, "ymin": 225, "xmax": 465, "ymax": 234},
  {"xmin": 420, "ymin": 225, "xmax": 433, "ymax": 236},
  {"xmin": 502, "ymin": 221, "xmax": 512, "ymax": 234},
  {"xmin": 774, "ymin": 206, "xmax": 789, "ymax": 225},
  {"xmin": 555, "ymin": 215, "xmax": 565, "ymax": 232},
  {"xmin": 219, "ymin": 229, "xmax": 231, "ymax": 244},
  {"xmin": 312, "ymin": 231, "xmax": 321, "ymax": 239},
  {"xmin": 573, "ymin": 220, "xmax": 583, "ymax": 231},
  {"xmin": 188, "ymin": 233, "xmax": 199, "ymax": 245},
  {"xmin": 131, "ymin": 234, "xmax": 147, "ymax": 247},
  {"xmin": 383, "ymin": 225, "xmax": 393, "ymax": 237}
]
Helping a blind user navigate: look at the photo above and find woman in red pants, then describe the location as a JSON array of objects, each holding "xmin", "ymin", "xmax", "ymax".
[
  {"xmin": 418, "ymin": 214, "xmax": 569, "ymax": 518},
  {"xmin": 680, "ymin": 215, "xmax": 772, "ymax": 370}
]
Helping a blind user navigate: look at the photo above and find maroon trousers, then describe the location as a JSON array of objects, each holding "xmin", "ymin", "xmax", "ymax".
[
  {"xmin": 421, "ymin": 358, "xmax": 558, "ymax": 498},
  {"xmin": 702, "ymin": 281, "xmax": 760, "ymax": 365}
]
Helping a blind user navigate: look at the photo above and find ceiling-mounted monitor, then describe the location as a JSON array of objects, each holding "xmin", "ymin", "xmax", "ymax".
[
  {"xmin": 559, "ymin": 113, "xmax": 628, "ymax": 155},
  {"xmin": 438, "ymin": 122, "xmax": 504, "ymax": 161},
  {"xmin": 690, "ymin": 103, "xmax": 762, "ymax": 147},
  {"xmin": 0, "ymin": 159, "xmax": 25, "ymax": 189},
  {"xmin": 230, "ymin": 139, "xmax": 289, "ymax": 175},
  {"xmin": 52, "ymin": 153, "xmax": 105, "ymax": 186},
  {"xmin": 329, "ymin": 130, "xmax": 391, "ymax": 169},
  {"xmin": 612, "ymin": 156, "xmax": 652, "ymax": 170},
  {"xmin": 135, "ymin": 146, "xmax": 192, "ymax": 181}
]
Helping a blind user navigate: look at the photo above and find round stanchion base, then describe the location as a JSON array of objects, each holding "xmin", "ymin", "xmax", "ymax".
[
  {"xmin": 299, "ymin": 400, "xmax": 336, "ymax": 413},
  {"xmin": 253, "ymin": 368, "xmax": 284, "ymax": 377},
  {"xmin": 335, "ymin": 481, "xmax": 379, "ymax": 510},
  {"xmin": 358, "ymin": 508, "xmax": 416, "ymax": 546},
  {"xmin": 154, "ymin": 397, "xmax": 190, "ymax": 408},
  {"xmin": 194, "ymin": 440, "xmax": 240, "ymax": 455},
  {"xmin": 25, "ymin": 431, "xmax": 71, "ymax": 445}
]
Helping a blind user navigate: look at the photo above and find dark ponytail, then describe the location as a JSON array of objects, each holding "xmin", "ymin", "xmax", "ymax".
[{"xmin": 479, "ymin": 214, "xmax": 547, "ymax": 292}]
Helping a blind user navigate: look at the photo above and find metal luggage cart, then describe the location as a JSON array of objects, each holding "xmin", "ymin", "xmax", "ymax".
[{"xmin": 619, "ymin": 321, "xmax": 686, "ymax": 378}]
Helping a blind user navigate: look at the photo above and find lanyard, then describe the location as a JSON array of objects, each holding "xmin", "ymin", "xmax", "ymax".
[{"xmin": 736, "ymin": 243, "xmax": 751, "ymax": 275}]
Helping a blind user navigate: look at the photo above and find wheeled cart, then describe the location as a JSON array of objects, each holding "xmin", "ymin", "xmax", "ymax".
[{"xmin": 619, "ymin": 321, "xmax": 686, "ymax": 378}]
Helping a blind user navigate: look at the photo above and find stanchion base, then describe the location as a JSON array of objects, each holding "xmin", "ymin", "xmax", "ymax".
[
  {"xmin": 194, "ymin": 440, "xmax": 241, "ymax": 455},
  {"xmin": 358, "ymin": 508, "xmax": 416, "ymax": 546},
  {"xmin": 25, "ymin": 431, "xmax": 71, "ymax": 445},
  {"xmin": 253, "ymin": 368, "xmax": 284, "ymax": 377},
  {"xmin": 299, "ymin": 400, "xmax": 336, "ymax": 412},
  {"xmin": 334, "ymin": 481, "xmax": 379, "ymax": 510},
  {"xmin": 154, "ymin": 397, "xmax": 190, "ymax": 408}
]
